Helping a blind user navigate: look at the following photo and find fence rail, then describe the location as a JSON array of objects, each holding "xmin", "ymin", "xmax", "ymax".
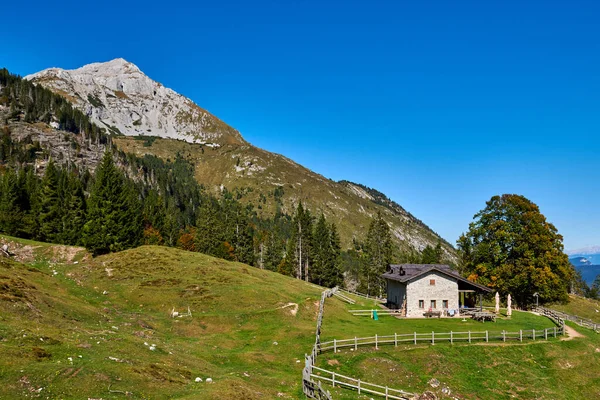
[
  {"xmin": 310, "ymin": 366, "xmax": 412, "ymax": 400},
  {"xmin": 319, "ymin": 326, "xmax": 564, "ymax": 353},
  {"xmin": 338, "ymin": 288, "xmax": 386, "ymax": 302},
  {"xmin": 303, "ymin": 287, "xmax": 413, "ymax": 400},
  {"xmin": 534, "ymin": 306, "xmax": 599, "ymax": 333}
]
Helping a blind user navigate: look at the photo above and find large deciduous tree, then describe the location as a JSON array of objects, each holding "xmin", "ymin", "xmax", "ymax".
[{"xmin": 457, "ymin": 194, "xmax": 574, "ymax": 307}]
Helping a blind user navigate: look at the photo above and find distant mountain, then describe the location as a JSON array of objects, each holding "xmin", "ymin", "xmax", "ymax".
[
  {"xmin": 567, "ymin": 246, "xmax": 600, "ymax": 256},
  {"xmin": 25, "ymin": 58, "xmax": 244, "ymax": 146},
  {"xmin": 570, "ymin": 256, "xmax": 593, "ymax": 267},
  {"xmin": 569, "ymin": 256, "xmax": 600, "ymax": 286},
  {"xmin": 20, "ymin": 59, "xmax": 456, "ymax": 258}
]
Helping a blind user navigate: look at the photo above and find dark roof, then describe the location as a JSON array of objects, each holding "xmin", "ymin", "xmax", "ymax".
[{"xmin": 382, "ymin": 264, "xmax": 492, "ymax": 293}]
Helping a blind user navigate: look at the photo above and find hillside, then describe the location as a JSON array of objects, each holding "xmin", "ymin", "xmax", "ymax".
[
  {"xmin": 0, "ymin": 236, "xmax": 324, "ymax": 399},
  {"xmin": 1, "ymin": 237, "xmax": 599, "ymax": 399},
  {"xmin": 24, "ymin": 59, "xmax": 455, "ymax": 257}
]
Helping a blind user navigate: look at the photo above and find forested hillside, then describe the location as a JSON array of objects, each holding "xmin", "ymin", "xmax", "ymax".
[
  {"xmin": 0, "ymin": 68, "xmax": 454, "ymax": 291},
  {"xmin": 26, "ymin": 59, "xmax": 458, "ymax": 261}
]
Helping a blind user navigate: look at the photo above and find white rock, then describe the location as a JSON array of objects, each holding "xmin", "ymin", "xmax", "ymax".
[
  {"xmin": 273, "ymin": 341, "xmax": 278, "ymax": 346},
  {"xmin": 205, "ymin": 378, "xmax": 213, "ymax": 383},
  {"xmin": 25, "ymin": 59, "xmax": 245, "ymax": 146},
  {"xmin": 195, "ymin": 377, "xmax": 202, "ymax": 382},
  {"xmin": 149, "ymin": 346, "xmax": 156, "ymax": 351}
]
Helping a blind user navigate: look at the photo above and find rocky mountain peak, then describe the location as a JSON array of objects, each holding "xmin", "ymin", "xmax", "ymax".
[{"xmin": 25, "ymin": 59, "xmax": 245, "ymax": 146}]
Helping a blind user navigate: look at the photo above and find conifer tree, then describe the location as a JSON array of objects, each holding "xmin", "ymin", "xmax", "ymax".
[
  {"xmin": 363, "ymin": 210, "xmax": 394, "ymax": 296},
  {"xmin": 82, "ymin": 152, "xmax": 142, "ymax": 255},
  {"xmin": 195, "ymin": 197, "xmax": 224, "ymax": 257},
  {"xmin": 38, "ymin": 160, "xmax": 63, "ymax": 243},
  {"xmin": 288, "ymin": 202, "xmax": 313, "ymax": 281},
  {"xmin": 324, "ymin": 222, "xmax": 343, "ymax": 287},
  {"xmin": 0, "ymin": 169, "xmax": 22, "ymax": 236},
  {"xmin": 61, "ymin": 175, "xmax": 87, "ymax": 245}
]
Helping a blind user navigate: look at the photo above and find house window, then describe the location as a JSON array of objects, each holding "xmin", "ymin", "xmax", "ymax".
[
  {"xmin": 431, "ymin": 300, "xmax": 437, "ymax": 309},
  {"xmin": 419, "ymin": 300, "xmax": 424, "ymax": 309},
  {"xmin": 442, "ymin": 300, "xmax": 448, "ymax": 309},
  {"xmin": 430, "ymin": 279, "xmax": 436, "ymax": 286}
]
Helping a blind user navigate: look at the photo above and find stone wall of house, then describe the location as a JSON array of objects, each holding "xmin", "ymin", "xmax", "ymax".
[
  {"xmin": 406, "ymin": 271, "xmax": 458, "ymax": 318},
  {"xmin": 386, "ymin": 280, "xmax": 406, "ymax": 309}
]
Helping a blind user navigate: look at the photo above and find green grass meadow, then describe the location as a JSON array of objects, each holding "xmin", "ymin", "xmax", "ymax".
[{"xmin": 1, "ymin": 235, "xmax": 599, "ymax": 399}]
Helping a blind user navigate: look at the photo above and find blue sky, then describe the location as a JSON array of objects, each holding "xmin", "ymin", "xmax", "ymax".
[{"xmin": 2, "ymin": 0, "xmax": 599, "ymax": 251}]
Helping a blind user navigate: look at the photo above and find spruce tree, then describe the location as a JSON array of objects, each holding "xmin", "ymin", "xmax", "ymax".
[
  {"xmin": 38, "ymin": 160, "xmax": 63, "ymax": 243},
  {"xmin": 288, "ymin": 202, "xmax": 313, "ymax": 281},
  {"xmin": 195, "ymin": 197, "xmax": 224, "ymax": 257},
  {"xmin": 363, "ymin": 210, "xmax": 394, "ymax": 296},
  {"xmin": 312, "ymin": 213, "xmax": 330, "ymax": 286},
  {"xmin": 82, "ymin": 152, "xmax": 142, "ymax": 255},
  {"xmin": 61, "ymin": 175, "xmax": 87, "ymax": 245},
  {"xmin": 324, "ymin": 222, "xmax": 343, "ymax": 288},
  {"xmin": 0, "ymin": 169, "xmax": 22, "ymax": 236}
]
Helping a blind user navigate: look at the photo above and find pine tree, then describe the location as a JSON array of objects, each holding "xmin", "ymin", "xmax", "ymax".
[
  {"xmin": 38, "ymin": 160, "xmax": 63, "ymax": 243},
  {"xmin": 82, "ymin": 152, "xmax": 142, "ymax": 255},
  {"xmin": 363, "ymin": 210, "xmax": 394, "ymax": 296},
  {"xmin": 0, "ymin": 169, "xmax": 22, "ymax": 235},
  {"xmin": 195, "ymin": 197, "xmax": 224, "ymax": 257},
  {"xmin": 312, "ymin": 213, "xmax": 330, "ymax": 286},
  {"xmin": 61, "ymin": 174, "xmax": 87, "ymax": 245},
  {"xmin": 288, "ymin": 202, "xmax": 313, "ymax": 281},
  {"xmin": 324, "ymin": 222, "xmax": 343, "ymax": 288}
]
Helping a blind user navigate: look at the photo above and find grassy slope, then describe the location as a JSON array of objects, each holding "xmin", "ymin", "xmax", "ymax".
[
  {"xmin": 548, "ymin": 295, "xmax": 600, "ymax": 322},
  {"xmin": 0, "ymin": 237, "xmax": 323, "ymax": 399},
  {"xmin": 317, "ymin": 296, "xmax": 600, "ymax": 400},
  {"xmin": 113, "ymin": 137, "xmax": 454, "ymax": 258},
  {"xmin": 2, "ymin": 236, "xmax": 598, "ymax": 399}
]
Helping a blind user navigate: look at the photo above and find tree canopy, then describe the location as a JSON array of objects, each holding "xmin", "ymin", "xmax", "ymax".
[{"xmin": 457, "ymin": 194, "xmax": 574, "ymax": 306}]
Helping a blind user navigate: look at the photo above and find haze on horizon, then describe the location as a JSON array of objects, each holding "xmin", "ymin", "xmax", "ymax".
[{"xmin": 2, "ymin": 0, "xmax": 598, "ymax": 251}]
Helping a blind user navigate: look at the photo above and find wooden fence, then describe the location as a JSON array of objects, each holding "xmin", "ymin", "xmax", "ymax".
[
  {"xmin": 310, "ymin": 366, "xmax": 412, "ymax": 400},
  {"xmin": 303, "ymin": 287, "xmax": 413, "ymax": 400},
  {"xmin": 318, "ymin": 326, "xmax": 564, "ymax": 354},
  {"xmin": 534, "ymin": 306, "xmax": 599, "ymax": 333},
  {"xmin": 303, "ymin": 287, "xmax": 336, "ymax": 400},
  {"xmin": 338, "ymin": 288, "xmax": 385, "ymax": 302},
  {"xmin": 349, "ymin": 309, "xmax": 403, "ymax": 317}
]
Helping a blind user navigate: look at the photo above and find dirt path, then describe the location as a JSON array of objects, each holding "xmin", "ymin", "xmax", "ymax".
[{"xmin": 561, "ymin": 324, "xmax": 584, "ymax": 341}]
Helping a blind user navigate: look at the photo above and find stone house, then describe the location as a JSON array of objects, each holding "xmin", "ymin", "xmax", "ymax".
[{"xmin": 382, "ymin": 264, "xmax": 492, "ymax": 318}]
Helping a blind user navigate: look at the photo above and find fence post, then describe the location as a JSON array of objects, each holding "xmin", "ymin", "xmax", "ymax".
[
  {"xmin": 414, "ymin": 331, "xmax": 417, "ymax": 345},
  {"xmin": 554, "ymin": 326, "xmax": 556, "ymax": 338},
  {"xmin": 432, "ymin": 331, "xmax": 435, "ymax": 345},
  {"xmin": 519, "ymin": 329, "xmax": 522, "ymax": 342},
  {"xmin": 332, "ymin": 372, "xmax": 335, "ymax": 388},
  {"xmin": 334, "ymin": 339, "xmax": 337, "ymax": 353},
  {"xmin": 544, "ymin": 328, "xmax": 548, "ymax": 340},
  {"xmin": 376, "ymin": 334, "xmax": 378, "ymax": 350},
  {"xmin": 468, "ymin": 331, "xmax": 471, "ymax": 343},
  {"xmin": 533, "ymin": 329, "xmax": 535, "ymax": 341},
  {"xmin": 386, "ymin": 386, "xmax": 389, "ymax": 399},
  {"xmin": 485, "ymin": 330, "xmax": 488, "ymax": 342},
  {"xmin": 502, "ymin": 330, "xmax": 505, "ymax": 342},
  {"xmin": 394, "ymin": 332, "xmax": 398, "ymax": 347},
  {"xmin": 355, "ymin": 336, "xmax": 358, "ymax": 351},
  {"xmin": 358, "ymin": 379, "xmax": 361, "ymax": 394},
  {"xmin": 450, "ymin": 331, "xmax": 453, "ymax": 344}
]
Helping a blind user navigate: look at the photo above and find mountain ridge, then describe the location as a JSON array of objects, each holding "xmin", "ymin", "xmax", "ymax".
[
  {"xmin": 25, "ymin": 58, "xmax": 244, "ymax": 146},
  {"xmin": 23, "ymin": 59, "xmax": 456, "ymax": 258}
]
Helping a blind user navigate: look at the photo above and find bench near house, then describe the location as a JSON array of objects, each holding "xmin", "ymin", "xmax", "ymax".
[{"xmin": 382, "ymin": 264, "xmax": 492, "ymax": 318}]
